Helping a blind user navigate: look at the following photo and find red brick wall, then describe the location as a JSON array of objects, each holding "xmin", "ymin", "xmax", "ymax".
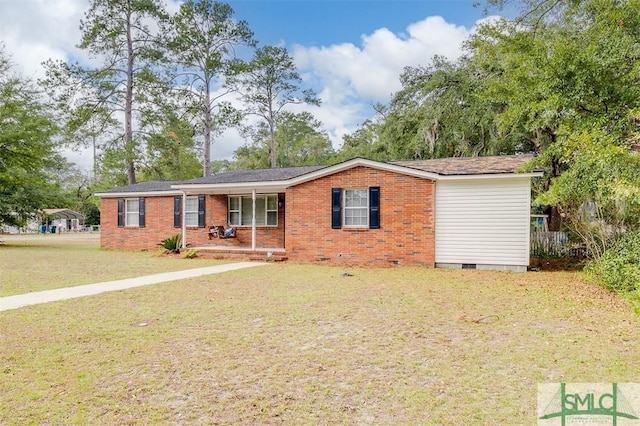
[
  {"xmin": 100, "ymin": 194, "xmax": 286, "ymax": 251},
  {"xmin": 101, "ymin": 196, "xmax": 179, "ymax": 251},
  {"xmin": 285, "ymin": 166, "xmax": 435, "ymax": 266}
]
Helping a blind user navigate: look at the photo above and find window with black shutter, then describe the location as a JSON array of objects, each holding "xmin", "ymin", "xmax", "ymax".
[
  {"xmin": 173, "ymin": 196, "xmax": 182, "ymax": 228},
  {"xmin": 138, "ymin": 197, "xmax": 145, "ymax": 228},
  {"xmin": 117, "ymin": 198, "xmax": 124, "ymax": 228},
  {"xmin": 369, "ymin": 187, "xmax": 380, "ymax": 229},
  {"xmin": 331, "ymin": 188, "xmax": 342, "ymax": 229},
  {"xmin": 118, "ymin": 198, "xmax": 143, "ymax": 227},
  {"xmin": 334, "ymin": 187, "xmax": 380, "ymax": 229},
  {"xmin": 198, "ymin": 195, "xmax": 206, "ymax": 228}
]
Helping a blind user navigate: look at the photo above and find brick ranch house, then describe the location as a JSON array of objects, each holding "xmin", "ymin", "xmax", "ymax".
[{"xmin": 96, "ymin": 155, "xmax": 542, "ymax": 271}]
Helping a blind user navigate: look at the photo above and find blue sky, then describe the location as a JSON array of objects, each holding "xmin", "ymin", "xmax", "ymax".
[
  {"xmin": 227, "ymin": 1, "xmax": 489, "ymax": 46},
  {"xmin": 0, "ymin": 0, "xmax": 509, "ymax": 169}
]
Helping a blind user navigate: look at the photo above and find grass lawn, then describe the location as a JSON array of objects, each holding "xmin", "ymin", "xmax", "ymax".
[
  {"xmin": 1, "ymin": 258, "xmax": 639, "ymax": 424},
  {"xmin": 0, "ymin": 236, "xmax": 228, "ymax": 296}
]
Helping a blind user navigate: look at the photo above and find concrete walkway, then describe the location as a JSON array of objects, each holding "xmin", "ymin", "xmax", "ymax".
[{"xmin": 0, "ymin": 262, "xmax": 267, "ymax": 313}]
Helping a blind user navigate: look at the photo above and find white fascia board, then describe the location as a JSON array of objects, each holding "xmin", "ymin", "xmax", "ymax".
[
  {"xmin": 168, "ymin": 160, "xmax": 543, "ymax": 193},
  {"xmin": 169, "ymin": 158, "xmax": 440, "ymax": 193},
  {"xmin": 436, "ymin": 171, "xmax": 543, "ymax": 181},
  {"xmin": 171, "ymin": 182, "xmax": 290, "ymax": 195},
  {"xmin": 95, "ymin": 190, "xmax": 184, "ymax": 198},
  {"xmin": 288, "ymin": 158, "xmax": 442, "ymax": 185}
]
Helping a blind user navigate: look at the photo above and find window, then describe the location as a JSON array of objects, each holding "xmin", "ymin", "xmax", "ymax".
[
  {"xmin": 331, "ymin": 187, "xmax": 380, "ymax": 229},
  {"xmin": 344, "ymin": 189, "xmax": 369, "ymax": 227},
  {"xmin": 125, "ymin": 198, "xmax": 139, "ymax": 227},
  {"xmin": 117, "ymin": 197, "xmax": 145, "ymax": 228},
  {"xmin": 173, "ymin": 195, "xmax": 206, "ymax": 228},
  {"xmin": 185, "ymin": 196, "xmax": 199, "ymax": 227},
  {"xmin": 228, "ymin": 194, "xmax": 278, "ymax": 226}
]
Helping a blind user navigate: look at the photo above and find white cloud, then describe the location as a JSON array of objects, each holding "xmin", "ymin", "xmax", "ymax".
[
  {"xmin": 0, "ymin": 0, "xmax": 87, "ymax": 78},
  {"xmin": 293, "ymin": 16, "xmax": 470, "ymax": 103},
  {"xmin": 1, "ymin": 2, "xmax": 497, "ymax": 167},
  {"xmin": 292, "ymin": 15, "xmax": 476, "ymax": 150}
]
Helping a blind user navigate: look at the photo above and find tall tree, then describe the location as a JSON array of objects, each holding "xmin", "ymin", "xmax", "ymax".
[
  {"xmin": 232, "ymin": 46, "xmax": 320, "ymax": 168},
  {"xmin": 42, "ymin": 0, "xmax": 168, "ymax": 185},
  {"xmin": 347, "ymin": 53, "xmax": 529, "ymax": 162},
  {"xmin": 376, "ymin": 56, "xmax": 529, "ymax": 160},
  {"xmin": 0, "ymin": 48, "xmax": 64, "ymax": 228},
  {"xmin": 137, "ymin": 109, "xmax": 202, "ymax": 181},
  {"xmin": 474, "ymin": 0, "xmax": 640, "ymax": 254},
  {"xmin": 164, "ymin": 0, "xmax": 255, "ymax": 176},
  {"xmin": 337, "ymin": 119, "xmax": 385, "ymax": 161},
  {"xmin": 234, "ymin": 111, "xmax": 334, "ymax": 169}
]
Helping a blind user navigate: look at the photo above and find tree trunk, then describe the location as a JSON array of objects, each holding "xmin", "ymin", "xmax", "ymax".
[
  {"xmin": 203, "ymin": 77, "xmax": 212, "ymax": 177},
  {"xmin": 125, "ymin": 1, "xmax": 136, "ymax": 185},
  {"xmin": 269, "ymin": 118, "xmax": 276, "ymax": 168}
]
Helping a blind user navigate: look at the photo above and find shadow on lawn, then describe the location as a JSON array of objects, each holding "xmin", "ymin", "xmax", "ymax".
[{"xmin": 530, "ymin": 256, "xmax": 587, "ymax": 271}]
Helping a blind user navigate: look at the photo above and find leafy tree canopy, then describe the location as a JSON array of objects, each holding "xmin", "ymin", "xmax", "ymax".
[
  {"xmin": 164, "ymin": 0, "xmax": 255, "ymax": 176},
  {"xmin": 234, "ymin": 111, "xmax": 334, "ymax": 169},
  {"xmin": 0, "ymin": 47, "xmax": 67, "ymax": 228},
  {"xmin": 232, "ymin": 45, "xmax": 321, "ymax": 168}
]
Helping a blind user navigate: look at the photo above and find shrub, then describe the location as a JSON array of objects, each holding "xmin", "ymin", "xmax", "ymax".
[
  {"xmin": 586, "ymin": 231, "xmax": 640, "ymax": 293},
  {"xmin": 183, "ymin": 249, "xmax": 198, "ymax": 259},
  {"xmin": 158, "ymin": 234, "xmax": 181, "ymax": 254}
]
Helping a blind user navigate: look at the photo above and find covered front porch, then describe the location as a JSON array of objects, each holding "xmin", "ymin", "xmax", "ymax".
[{"xmin": 173, "ymin": 181, "xmax": 288, "ymax": 258}]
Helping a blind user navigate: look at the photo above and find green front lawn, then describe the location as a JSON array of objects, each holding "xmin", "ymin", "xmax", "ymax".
[
  {"xmin": 0, "ymin": 238, "xmax": 228, "ymax": 296},
  {"xmin": 1, "ymin": 263, "xmax": 638, "ymax": 424}
]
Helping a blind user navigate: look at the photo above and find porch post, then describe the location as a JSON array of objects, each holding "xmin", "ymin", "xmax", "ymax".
[
  {"xmin": 251, "ymin": 189, "xmax": 256, "ymax": 251},
  {"xmin": 181, "ymin": 191, "xmax": 187, "ymax": 249}
]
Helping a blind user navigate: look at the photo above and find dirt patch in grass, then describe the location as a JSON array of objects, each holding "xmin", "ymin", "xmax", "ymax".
[
  {"xmin": 1, "ymin": 264, "xmax": 638, "ymax": 424},
  {"xmin": 529, "ymin": 257, "xmax": 587, "ymax": 271},
  {"xmin": 0, "ymin": 238, "xmax": 229, "ymax": 296}
]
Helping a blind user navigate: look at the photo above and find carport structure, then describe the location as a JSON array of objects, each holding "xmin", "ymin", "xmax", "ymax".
[{"xmin": 41, "ymin": 209, "xmax": 85, "ymax": 232}]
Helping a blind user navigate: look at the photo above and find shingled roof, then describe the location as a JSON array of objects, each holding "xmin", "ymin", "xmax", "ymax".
[
  {"xmin": 98, "ymin": 155, "xmax": 537, "ymax": 195},
  {"xmin": 97, "ymin": 180, "xmax": 186, "ymax": 194},
  {"xmin": 185, "ymin": 165, "xmax": 327, "ymax": 184},
  {"xmin": 392, "ymin": 154, "xmax": 535, "ymax": 175}
]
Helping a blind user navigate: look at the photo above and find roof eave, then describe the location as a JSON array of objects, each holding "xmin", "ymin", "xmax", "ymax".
[
  {"xmin": 98, "ymin": 160, "xmax": 544, "ymax": 197},
  {"xmin": 437, "ymin": 171, "xmax": 544, "ymax": 181},
  {"xmin": 287, "ymin": 158, "xmax": 443, "ymax": 185},
  {"xmin": 95, "ymin": 190, "xmax": 184, "ymax": 198},
  {"xmin": 171, "ymin": 181, "xmax": 291, "ymax": 194}
]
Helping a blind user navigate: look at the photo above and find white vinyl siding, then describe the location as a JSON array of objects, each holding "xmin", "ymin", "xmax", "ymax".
[{"xmin": 435, "ymin": 178, "xmax": 531, "ymax": 267}]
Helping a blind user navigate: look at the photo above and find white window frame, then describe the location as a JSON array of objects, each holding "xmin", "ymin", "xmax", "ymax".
[
  {"xmin": 228, "ymin": 194, "xmax": 278, "ymax": 227},
  {"xmin": 125, "ymin": 198, "xmax": 139, "ymax": 227},
  {"xmin": 185, "ymin": 196, "xmax": 199, "ymax": 227},
  {"xmin": 343, "ymin": 188, "xmax": 369, "ymax": 228}
]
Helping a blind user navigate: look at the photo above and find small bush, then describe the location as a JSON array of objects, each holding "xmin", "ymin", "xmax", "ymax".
[
  {"xmin": 586, "ymin": 231, "xmax": 640, "ymax": 293},
  {"xmin": 183, "ymin": 249, "xmax": 198, "ymax": 259},
  {"xmin": 158, "ymin": 234, "xmax": 181, "ymax": 254}
]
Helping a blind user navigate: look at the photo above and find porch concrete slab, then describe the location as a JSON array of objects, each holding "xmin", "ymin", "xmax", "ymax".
[{"xmin": 0, "ymin": 262, "xmax": 267, "ymax": 313}]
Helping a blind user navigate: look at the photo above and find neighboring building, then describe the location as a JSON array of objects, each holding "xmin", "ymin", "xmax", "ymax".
[
  {"xmin": 96, "ymin": 155, "xmax": 542, "ymax": 271},
  {"xmin": 0, "ymin": 209, "xmax": 85, "ymax": 234}
]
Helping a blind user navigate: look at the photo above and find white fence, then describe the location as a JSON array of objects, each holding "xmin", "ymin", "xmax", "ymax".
[{"xmin": 531, "ymin": 231, "xmax": 585, "ymax": 258}]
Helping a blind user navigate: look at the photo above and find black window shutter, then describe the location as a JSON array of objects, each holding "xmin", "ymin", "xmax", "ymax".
[
  {"xmin": 117, "ymin": 198, "xmax": 124, "ymax": 228},
  {"xmin": 331, "ymin": 188, "xmax": 342, "ymax": 229},
  {"xmin": 369, "ymin": 186, "xmax": 380, "ymax": 229},
  {"xmin": 138, "ymin": 197, "xmax": 146, "ymax": 228},
  {"xmin": 198, "ymin": 195, "xmax": 206, "ymax": 228},
  {"xmin": 173, "ymin": 196, "xmax": 182, "ymax": 228}
]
